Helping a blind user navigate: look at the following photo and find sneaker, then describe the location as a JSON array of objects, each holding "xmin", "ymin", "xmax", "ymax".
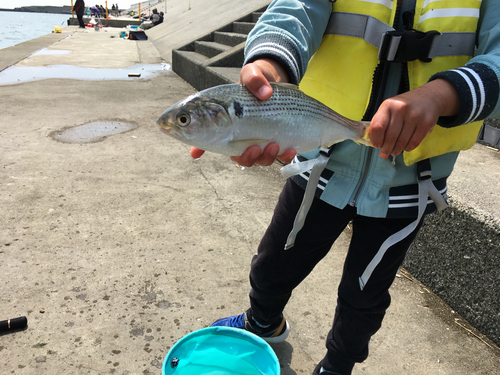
[
  {"xmin": 210, "ymin": 311, "xmax": 289, "ymax": 343},
  {"xmin": 312, "ymin": 363, "xmax": 342, "ymax": 375}
]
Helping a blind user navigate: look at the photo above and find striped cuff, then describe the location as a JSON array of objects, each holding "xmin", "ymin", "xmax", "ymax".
[
  {"xmin": 244, "ymin": 32, "xmax": 303, "ymax": 85},
  {"xmin": 429, "ymin": 63, "xmax": 499, "ymax": 127}
]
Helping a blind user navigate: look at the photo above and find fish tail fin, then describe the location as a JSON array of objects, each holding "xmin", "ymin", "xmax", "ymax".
[
  {"xmin": 358, "ymin": 121, "xmax": 372, "ymax": 147},
  {"xmin": 322, "ymin": 121, "xmax": 373, "ymax": 149}
]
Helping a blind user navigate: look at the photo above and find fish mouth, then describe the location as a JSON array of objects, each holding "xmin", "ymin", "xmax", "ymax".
[
  {"xmin": 158, "ymin": 126, "xmax": 172, "ymax": 134},
  {"xmin": 156, "ymin": 116, "xmax": 173, "ymax": 133},
  {"xmin": 158, "ymin": 124, "xmax": 184, "ymax": 140}
]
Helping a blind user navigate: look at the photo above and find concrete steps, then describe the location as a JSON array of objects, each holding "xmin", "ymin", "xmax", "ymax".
[
  {"xmin": 233, "ymin": 21, "xmax": 257, "ymax": 34},
  {"xmin": 194, "ymin": 41, "xmax": 232, "ymax": 59},
  {"xmin": 214, "ymin": 31, "xmax": 248, "ymax": 47},
  {"xmin": 172, "ymin": 7, "xmax": 266, "ymax": 90}
]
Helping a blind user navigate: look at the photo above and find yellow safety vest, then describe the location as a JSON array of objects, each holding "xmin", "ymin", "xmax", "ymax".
[{"xmin": 299, "ymin": 0, "xmax": 483, "ymax": 166}]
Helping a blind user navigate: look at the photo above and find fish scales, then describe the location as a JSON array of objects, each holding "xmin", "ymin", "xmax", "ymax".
[
  {"xmin": 237, "ymin": 86, "xmax": 330, "ymax": 119},
  {"xmin": 235, "ymin": 86, "xmax": 349, "ymax": 126},
  {"xmin": 156, "ymin": 83, "xmax": 372, "ymax": 156}
]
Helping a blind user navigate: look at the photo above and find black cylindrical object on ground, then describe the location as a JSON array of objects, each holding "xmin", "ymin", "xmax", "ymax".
[{"xmin": 0, "ymin": 316, "xmax": 28, "ymax": 332}]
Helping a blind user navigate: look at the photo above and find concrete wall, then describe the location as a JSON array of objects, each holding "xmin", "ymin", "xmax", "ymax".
[
  {"xmin": 404, "ymin": 206, "xmax": 500, "ymax": 346},
  {"xmin": 145, "ymin": 0, "xmax": 270, "ymax": 63},
  {"xmin": 404, "ymin": 144, "xmax": 500, "ymax": 346}
]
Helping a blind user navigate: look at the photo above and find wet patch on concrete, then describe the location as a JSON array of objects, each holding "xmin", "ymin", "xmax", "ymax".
[
  {"xmin": 0, "ymin": 63, "xmax": 171, "ymax": 86},
  {"xmin": 29, "ymin": 48, "xmax": 72, "ymax": 57},
  {"xmin": 156, "ymin": 300, "xmax": 172, "ymax": 309},
  {"xmin": 50, "ymin": 120, "xmax": 138, "ymax": 143},
  {"xmin": 130, "ymin": 327, "xmax": 144, "ymax": 337}
]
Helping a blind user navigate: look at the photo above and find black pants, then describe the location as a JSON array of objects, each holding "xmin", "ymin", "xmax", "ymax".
[
  {"xmin": 77, "ymin": 13, "xmax": 85, "ymax": 28},
  {"xmin": 249, "ymin": 180, "xmax": 424, "ymax": 374}
]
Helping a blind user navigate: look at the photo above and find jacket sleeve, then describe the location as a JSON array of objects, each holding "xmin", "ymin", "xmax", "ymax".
[
  {"xmin": 243, "ymin": 0, "xmax": 331, "ymax": 85},
  {"xmin": 429, "ymin": 0, "xmax": 500, "ymax": 126}
]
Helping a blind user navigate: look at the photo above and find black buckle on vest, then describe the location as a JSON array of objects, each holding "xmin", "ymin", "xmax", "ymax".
[
  {"xmin": 417, "ymin": 159, "xmax": 432, "ymax": 181},
  {"xmin": 379, "ymin": 30, "xmax": 440, "ymax": 63},
  {"xmin": 319, "ymin": 144, "xmax": 336, "ymax": 158}
]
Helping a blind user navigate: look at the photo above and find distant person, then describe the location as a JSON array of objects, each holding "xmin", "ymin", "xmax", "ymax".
[
  {"xmin": 115, "ymin": 3, "xmax": 119, "ymax": 16},
  {"xmin": 73, "ymin": 0, "xmax": 85, "ymax": 28},
  {"xmin": 140, "ymin": 8, "xmax": 162, "ymax": 30},
  {"xmin": 112, "ymin": 4, "xmax": 116, "ymax": 15},
  {"xmin": 90, "ymin": 5, "xmax": 100, "ymax": 17}
]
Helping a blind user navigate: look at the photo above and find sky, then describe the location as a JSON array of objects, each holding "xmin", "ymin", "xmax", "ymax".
[{"xmin": 0, "ymin": 1, "xmax": 139, "ymax": 9}]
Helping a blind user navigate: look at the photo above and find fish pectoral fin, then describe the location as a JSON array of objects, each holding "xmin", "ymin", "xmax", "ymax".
[
  {"xmin": 229, "ymin": 139, "xmax": 270, "ymax": 148},
  {"xmin": 321, "ymin": 142, "xmax": 336, "ymax": 149},
  {"xmin": 321, "ymin": 139, "xmax": 346, "ymax": 149}
]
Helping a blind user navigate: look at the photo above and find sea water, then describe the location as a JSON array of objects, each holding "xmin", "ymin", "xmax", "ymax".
[{"xmin": 0, "ymin": 11, "xmax": 69, "ymax": 50}]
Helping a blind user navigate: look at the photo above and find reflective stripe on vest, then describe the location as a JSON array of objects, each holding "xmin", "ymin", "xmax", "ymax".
[
  {"xmin": 324, "ymin": 12, "xmax": 477, "ymax": 61},
  {"xmin": 299, "ymin": 0, "xmax": 483, "ymax": 166}
]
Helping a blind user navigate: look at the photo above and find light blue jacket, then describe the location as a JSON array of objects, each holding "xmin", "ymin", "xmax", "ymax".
[{"xmin": 244, "ymin": 0, "xmax": 500, "ymax": 218}]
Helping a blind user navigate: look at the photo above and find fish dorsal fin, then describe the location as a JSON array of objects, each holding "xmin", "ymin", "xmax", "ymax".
[{"xmin": 271, "ymin": 82, "xmax": 300, "ymax": 91}]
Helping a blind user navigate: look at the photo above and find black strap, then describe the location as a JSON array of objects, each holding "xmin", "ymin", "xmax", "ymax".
[
  {"xmin": 319, "ymin": 144, "xmax": 336, "ymax": 158},
  {"xmin": 417, "ymin": 158, "xmax": 432, "ymax": 181}
]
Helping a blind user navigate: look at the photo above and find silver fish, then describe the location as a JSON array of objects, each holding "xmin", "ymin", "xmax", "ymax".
[{"xmin": 156, "ymin": 83, "xmax": 372, "ymax": 156}]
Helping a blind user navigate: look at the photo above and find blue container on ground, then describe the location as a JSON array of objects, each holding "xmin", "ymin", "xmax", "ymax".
[{"xmin": 162, "ymin": 326, "xmax": 280, "ymax": 375}]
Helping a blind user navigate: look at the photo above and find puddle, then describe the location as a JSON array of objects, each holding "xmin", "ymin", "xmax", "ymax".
[
  {"xmin": 29, "ymin": 48, "xmax": 72, "ymax": 56},
  {"xmin": 0, "ymin": 63, "xmax": 171, "ymax": 86},
  {"xmin": 50, "ymin": 121, "xmax": 138, "ymax": 143}
]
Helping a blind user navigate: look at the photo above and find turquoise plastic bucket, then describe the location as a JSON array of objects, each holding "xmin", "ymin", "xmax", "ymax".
[{"xmin": 162, "ymin": 327, "xmax": 280, "ymax": 375}]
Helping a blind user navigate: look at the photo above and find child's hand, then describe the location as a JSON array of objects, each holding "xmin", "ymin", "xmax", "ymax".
[
  {"xmin": 370, "ymin": 79, "xmax": 460, "ymax": 157},
  {"xmin": 191, "ymin": 58, "xmax": 296, "ymax": 167}
]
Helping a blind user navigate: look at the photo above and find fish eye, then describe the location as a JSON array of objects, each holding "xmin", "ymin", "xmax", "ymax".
[{"xmin": 176, "ymin": 112, "xmax": 191, "ymax": 127}]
